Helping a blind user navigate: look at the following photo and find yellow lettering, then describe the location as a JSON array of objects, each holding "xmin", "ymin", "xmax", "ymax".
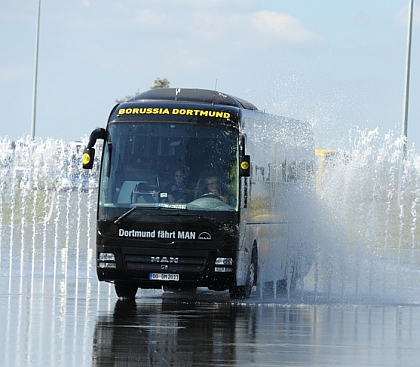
[{"xmin": 118, "ymin": 107, "xmax": 230, "ymax": 118}]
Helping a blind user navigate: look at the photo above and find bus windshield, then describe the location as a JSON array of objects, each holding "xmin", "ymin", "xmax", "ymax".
[{"xmin": 98, "ymin": 121, "xmax": 239, "ymax": 217}]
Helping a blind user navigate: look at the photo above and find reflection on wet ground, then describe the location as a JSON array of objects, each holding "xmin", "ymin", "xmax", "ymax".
[
  {"xmin": 1, "ymin": 276, "xmax": 420, "ymax": 367},
  {"xmin": 1, "ymin": 192, "xmax": 420, "ymax": 365}
]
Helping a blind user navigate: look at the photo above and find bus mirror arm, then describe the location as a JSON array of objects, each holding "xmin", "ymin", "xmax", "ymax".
[
  {"xmin": 240, "ymin": 155, "xmax": 251, "ymax": 177},
  {"xmin": 82, "ymin": 128, "xmax": 106, "ymax": 169}
]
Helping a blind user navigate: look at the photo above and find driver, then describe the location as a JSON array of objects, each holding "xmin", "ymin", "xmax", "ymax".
[{"xmin": 204, "ymin": 176, "xmax": 228, "ymax": 203}]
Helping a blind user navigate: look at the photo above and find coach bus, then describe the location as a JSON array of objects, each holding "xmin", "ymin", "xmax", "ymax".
[{"xmin": 82, "ymin": 88, "xmax": 315, "ymax": 300}]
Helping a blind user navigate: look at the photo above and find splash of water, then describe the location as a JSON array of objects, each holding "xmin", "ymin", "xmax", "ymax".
[
  {"xmin": 1, "ymin": 131, "xmax": 420, "ymax": 305},
  {"xmin": 0, "ymin": 136, "xmax": 103, "ymax": 296},
  {"xmin": 309, "ymin": 128, "xmax": 420, "ymax": 304}
]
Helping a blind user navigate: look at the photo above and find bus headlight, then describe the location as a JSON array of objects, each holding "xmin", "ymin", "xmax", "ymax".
[
  {"xmin": 99, "ymin": 252, "xmax": 115, "ymax": 261},
  {"xmin": 98, "ymin": 252, "xmax": 116, "ymax": 269},
  {"xmin": 215, "ymin": 257, "xmax": 233, "ymax": 266},
  {"xmin": 215, "ymin": 267, "xmax": 233, "ymax": 273}
]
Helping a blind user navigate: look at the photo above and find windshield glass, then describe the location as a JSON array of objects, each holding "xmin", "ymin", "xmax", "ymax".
[{"xmin": 98, "ymin": 121, "xmax": 238, "ymax": 218}]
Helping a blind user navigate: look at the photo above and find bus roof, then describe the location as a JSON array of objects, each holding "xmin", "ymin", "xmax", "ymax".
[{"xmin": 127, "ymin": 88, "xmax": 259, "ymax": 111}]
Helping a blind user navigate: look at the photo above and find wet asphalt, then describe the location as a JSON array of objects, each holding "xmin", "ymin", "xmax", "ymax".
[
  {"xmin": 1, "ymin": 192, "xmax": 420, "ymax": 366},
  {"xmin": 1, "ymin": 275, "xmax": 420, "ymax": 367}
]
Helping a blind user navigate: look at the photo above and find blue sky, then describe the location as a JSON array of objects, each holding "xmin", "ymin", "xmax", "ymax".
[{"xmin": 0, "ymin": 0, "xmax": 419, "ymax": 149}]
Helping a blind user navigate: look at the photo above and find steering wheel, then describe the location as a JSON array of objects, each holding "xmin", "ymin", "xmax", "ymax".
[{"xmin": 200, "ymin": 193, "xmax": 222, "ymax": 200}]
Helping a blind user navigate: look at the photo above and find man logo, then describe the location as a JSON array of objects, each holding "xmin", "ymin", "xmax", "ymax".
[
  {"xmin": 161, "ymin": 265, "xmax": 169, "ymax": 270},
  {"xmin": 198, "ymin": 232, "xmax": 211, "ymax": 240},
  {"xmin": 151, "ymin": 256, "xmax": 178, "ymax": 263}
]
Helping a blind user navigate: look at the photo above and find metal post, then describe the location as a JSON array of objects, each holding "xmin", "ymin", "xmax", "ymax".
[
  {"xmin": 401, "ymin": 0, "xmax": 414, "ymax": 160},
  {"xmin": 398, "ymin": 0, "xmax": 414, "ymax": 206},
  {"xmin": 31, "ymin": 0, "xmax": 41, "ymax": 139}
]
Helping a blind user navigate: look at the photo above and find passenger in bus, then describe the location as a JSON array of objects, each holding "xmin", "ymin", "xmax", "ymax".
[
  {"xmin": 203, "ymin": 176, "xmax": 228, "ymax": 203},
  {"xmin": 165, "ymin": 169, "xmax": 191, "ymax": 203}
]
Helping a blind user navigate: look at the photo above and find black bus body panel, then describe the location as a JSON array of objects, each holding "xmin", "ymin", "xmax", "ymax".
[{"xmin": 96, "ymin": 216, "xmax": 239, "ymax": 290}]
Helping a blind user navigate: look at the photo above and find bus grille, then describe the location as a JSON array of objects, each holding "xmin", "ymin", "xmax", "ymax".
[{"xmin": 124, "ymin": 254, "xmax": 206, "ymax": 272}]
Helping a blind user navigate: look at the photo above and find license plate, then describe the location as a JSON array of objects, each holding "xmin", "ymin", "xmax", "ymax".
[{"xmin": 149, "ymin": 273, "xmax": 179, "ymax": 281}]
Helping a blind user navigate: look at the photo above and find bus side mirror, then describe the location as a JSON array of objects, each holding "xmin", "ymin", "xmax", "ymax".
[
  {"xmin": 82, "ymin": 128, "xmax": 106, "ymax": 170},
  {"xmin": 82, "ymin": 147, "xmax": 95, "ymax": 169},
  {"xmin": 240, "ymin": 155, "xmax": 251, "ymax": 177}
]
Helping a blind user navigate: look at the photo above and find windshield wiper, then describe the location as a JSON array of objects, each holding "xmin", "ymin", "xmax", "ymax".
[
  {"xmin": 114, "ymin": 203, "xmax": 184, "ymax": 224},
  {"xmin": 114, "ymin": 206, "xmax": 138, "ymax": 225},
  {"xmin": 114, "ymin": 205, "xmax": 223, "ymax": 228}
]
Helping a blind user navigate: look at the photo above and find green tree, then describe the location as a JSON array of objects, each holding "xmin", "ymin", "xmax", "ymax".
[
  {"xmin": 150, "ymin": 77, "xmax": 170, "ymax": 89},
  {"xmin": 115, "ymin": 94, "xmax": 135, "ymax": 104},
  {"xmin": 115, "ymin": 78, "xmax": 170, "ymax": 103}
]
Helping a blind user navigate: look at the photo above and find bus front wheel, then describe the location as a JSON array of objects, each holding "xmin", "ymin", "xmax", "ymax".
[
  {"xmin": 115, "ymin": 283, "xmax": 138, "ymax": 299},
  {"xmin": 229, "ymin": 248, "xmax": 257, "ymax": 300}
]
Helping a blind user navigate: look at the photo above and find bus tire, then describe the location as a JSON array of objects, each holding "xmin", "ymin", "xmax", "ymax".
[
  {"xmin": 229, "ymin": 246, "xmax": 257, "ymax": 300},
  {"xmin": 115, "ymin": 283, "xmax": 138, "ymax": 299}
]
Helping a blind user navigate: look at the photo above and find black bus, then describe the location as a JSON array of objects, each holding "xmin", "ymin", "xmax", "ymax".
[{"xmin": 83, "ymin": 88, "xmax": 315, "ymax": 300}]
